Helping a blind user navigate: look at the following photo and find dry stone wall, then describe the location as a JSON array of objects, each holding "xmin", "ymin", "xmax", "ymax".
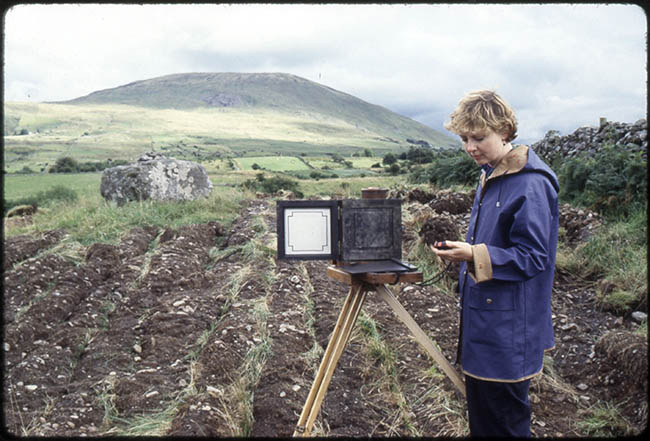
[{"xmin": 530, "ymin": 118, "xmax": 647, "ymax": 163}]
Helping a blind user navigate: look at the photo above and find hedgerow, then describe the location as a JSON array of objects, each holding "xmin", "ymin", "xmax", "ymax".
[
  {"xmin": 407, "ymin": 149, "xmax": 480, "ymax": 187},
  {"xmin": 558, "ymin": 146, "xmax": 647, "ymax": 217},
  {"xmin": 242, "ymin": 173, "xmax": 304, "ymax": 198},
  {"xmin": 49, "ymin": 156, "xmax": 129, "ymax": 173},
  {"xmin": 409, "ymin": 145, "xmax": 646, "ymax": 218}
]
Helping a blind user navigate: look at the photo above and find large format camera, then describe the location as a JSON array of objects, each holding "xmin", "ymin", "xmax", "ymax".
[{"xmin": 276, "ymin": 197, "xmax": 415, "ymax": 273}]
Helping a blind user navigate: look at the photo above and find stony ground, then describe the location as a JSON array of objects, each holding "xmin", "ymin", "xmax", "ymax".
[{"xmin": 2, "ymin": 191, "xmax": 647, "ymax": 437}]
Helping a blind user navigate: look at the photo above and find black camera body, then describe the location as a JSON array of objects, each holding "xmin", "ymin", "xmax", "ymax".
[{"xmin": 276, "ymin": 198, "xmax": 402, "ymax": 262}]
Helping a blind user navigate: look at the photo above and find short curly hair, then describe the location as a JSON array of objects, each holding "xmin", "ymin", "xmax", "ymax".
[{"xmin": 444, "ymin": 90, "xmax": 518, "ymax": 142}]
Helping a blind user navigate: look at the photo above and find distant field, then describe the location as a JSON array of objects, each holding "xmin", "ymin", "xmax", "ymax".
[
  {"xmin": 3, "ymin": 102, "xmax": 435, "ymax": 173},
  {"xmin": 3, "ymin": 152, "xmax": 394, "ymax": 203},
  {"xmin": 3, "ymin": 166, "xmax": 402, "ymax": 204},
  {"xmin": 3, "ymin": 173, "xmax": 102, "ymax": 201},
  {"xmin": 234, "ymin": 156, "xmax": 311, "ymax": 171},
  {"xmin": 307, "ymin": 156, "xmax": 381, "ymax": 169},
  {"xmin": 2, "ymin": 170, "xmax": 260, "ymax": 203}
]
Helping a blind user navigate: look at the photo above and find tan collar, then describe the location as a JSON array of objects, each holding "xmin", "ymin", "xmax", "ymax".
[{"xmin": 480, "ymin": 145, "xmax": 529, "ymax": 189}]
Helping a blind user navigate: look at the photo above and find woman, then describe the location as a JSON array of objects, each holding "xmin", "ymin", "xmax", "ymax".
[{"xmin": 431, "ymin": 90, "xmax": 559, "ymax": 437}]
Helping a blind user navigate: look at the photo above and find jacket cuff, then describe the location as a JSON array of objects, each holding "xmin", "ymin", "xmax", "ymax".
[{"xmin": 469, "ymin": 244, "xmax": 492, "ymax": 283}]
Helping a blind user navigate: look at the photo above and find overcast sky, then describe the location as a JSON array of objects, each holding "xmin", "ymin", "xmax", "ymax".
[{"xmin": 3, "ymin": 3, "xmax": 647, "ymax": 144}]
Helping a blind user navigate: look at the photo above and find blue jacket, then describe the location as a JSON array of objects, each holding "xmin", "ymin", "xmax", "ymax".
[{"xmin": 458, "ymin": 145, "xmax": 559, "ymax": 382}]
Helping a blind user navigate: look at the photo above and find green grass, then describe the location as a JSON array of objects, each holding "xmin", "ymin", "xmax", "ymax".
[
  {"xmin": 3, "ymin": 169, "xmax": 403, "ymax": 245},
  {"xmin": 576, "ymin": 401, "xmax": 636, "ymax": 437},
  {"xmin": 234, "ymin": 156, "xmax": 311, "ymax": 171},
  {"xmin": 4, "ymin": 94, "xmax": 458, "ymax": 174},
  {"xmin": 4, "ymin": 184, "xmax": 244, "ymax": 246},
  {"xmin": 297, "ymin": 175, "xmax": 403, "ymax": 198},
  {"xmin": 556, "ymin": 204, "xmax": 647, "ymax": 313},
  {"xmin": 4, "ymin": 172, "xmax": 101, "ymax": 200}
]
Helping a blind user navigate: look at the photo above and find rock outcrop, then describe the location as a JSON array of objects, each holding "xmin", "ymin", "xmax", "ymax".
[{"xmin": 100, "ymin": 153, "xmax": 213, "ymax": 206}]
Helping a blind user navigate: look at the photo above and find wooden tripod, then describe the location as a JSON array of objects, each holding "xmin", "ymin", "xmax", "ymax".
[{"xmin": 293, "ymin": 266, "xmax": 466, "ymax": 437}]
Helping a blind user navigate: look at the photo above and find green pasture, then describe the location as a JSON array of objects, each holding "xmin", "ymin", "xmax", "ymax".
[
  {"xmin": 3, "ymin": 173, "xmax": 102, "ymax": 200},
  {"xmin": 234, "ymin": 156, "xmax": 311, "ymax": 172},
  {"xmin": 348, "ymin": 157, "xmax": 382, "ymax": 168},
  {"xmin": 3, "ymin": 102, "xmax": 413, "ymax": 173},
  {"xmin": 1, "ymin": 170, "xmax": 260, "ymax": 204},
  {"xmin": 301, "ymin": 156, "xmax": 380, "ymax": 170},
  {"xmin": 2, "ymin": 152, "xmax": 390, "ymax": 204},
  {"xmin": 2, "ymin": 168, "xmax": 403, "ymax": 246}
]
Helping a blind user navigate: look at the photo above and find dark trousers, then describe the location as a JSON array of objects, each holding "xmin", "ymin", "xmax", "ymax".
[{"xmin": 465, "ymin": 375, "xmax": 531, "ymax": 438}]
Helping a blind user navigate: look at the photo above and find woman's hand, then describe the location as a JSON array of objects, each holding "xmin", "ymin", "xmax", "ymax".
[{"xmin": 430, "ymin": 240, "xmax": 473, "ymax": 262}]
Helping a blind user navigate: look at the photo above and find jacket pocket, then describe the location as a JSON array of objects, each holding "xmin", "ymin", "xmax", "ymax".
[
  {"xmin": 468, "ymin": 283, "xmax": 515, "ymax": 311},
  {"xmin": 466, "ymin": 283, "xmax": 516, "ymax": 349}
]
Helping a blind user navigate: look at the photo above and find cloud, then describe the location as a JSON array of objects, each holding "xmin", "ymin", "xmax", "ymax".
[{"xmin": 3, "ymin": 3, "xmax": 646, "ymax": 144}]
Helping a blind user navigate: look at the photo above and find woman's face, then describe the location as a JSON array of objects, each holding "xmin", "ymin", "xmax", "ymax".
[{"xmin": 460, "ymin": 128, "xmax": 509, "ymax": 167}]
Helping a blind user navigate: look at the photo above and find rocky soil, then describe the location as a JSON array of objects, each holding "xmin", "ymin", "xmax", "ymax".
[{"xmin": 2, "ymin": 190, "xmax": 647, "ymax": 437}]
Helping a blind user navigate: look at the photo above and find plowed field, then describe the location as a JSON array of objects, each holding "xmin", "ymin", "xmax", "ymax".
[{"xmin": 3, "ymin": 196, "xmax": 646, "ymax": 437}]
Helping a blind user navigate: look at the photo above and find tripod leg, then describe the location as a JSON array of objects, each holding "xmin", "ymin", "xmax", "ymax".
[
  {"xmin": 375, "ymin": 284, "xmax": 466, "ymax": 396},
  {"xmin": 301, "ymin": 285, "xmax": 366, "ymax": 436},
  {"xmin": 294, "ymin": 283, "xmax": 365, "ymax": 436}
]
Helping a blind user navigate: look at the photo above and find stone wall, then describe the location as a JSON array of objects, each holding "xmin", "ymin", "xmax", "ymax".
[{"xmin": 530, "ymin": 118, "xmax": 647, "ymax": 163}]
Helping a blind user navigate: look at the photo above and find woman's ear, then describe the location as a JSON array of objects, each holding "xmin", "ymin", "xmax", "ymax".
[{"xmin": 500, "ymin": 130, "xmax": 509, "ymax": 144}]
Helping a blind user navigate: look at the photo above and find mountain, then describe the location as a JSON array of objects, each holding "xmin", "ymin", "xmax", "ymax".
[
  {"xmin": 4, "ymin": 73, "xmax": 461, "ymax": 173},
  {"xmin": 62, "ymin": 72, "xmax": 459, "ymax": 150}
]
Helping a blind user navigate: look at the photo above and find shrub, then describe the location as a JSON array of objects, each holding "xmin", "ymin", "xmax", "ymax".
[
  {"xmin": 49, "ymin": 156, "xmax": 80, "ymax": 173},
  {"xmin": 309, "ymin": 170, "xmax": 330, "ymax": 180},
  {"xmin": 558, "ymin": 145, "xmax": 647, "ymax": 216},
  {"xmin": 405, "ymin": 146, "xmax": 434, "ymax": 164},
  {"xmin": 48, "ymin": 157, "xmax": 130, "ymax": 173},
  {"xmin": 16, "ymin": 166, "xmax": 35, "ymax": 174},
  {"xmin": 387, "ymin": 163, "xmax": 400, "ymax": 175},
  {"xmin": 558, "ymin": 156, "xmax": 593, "ymax": 202},
  {"xmin": 382, "ymin": 153, "xmax": 397, "ymax": 165},
  {"xmin": 3, "ymin": 185, "xmax": 78, "ymax": 215},
  {"xmin": 409, "ymin": 149, "xmax": 480, "ymax": 187},
  {"xmin": 242, "ymin": 173, "xmax": 303, "ymax": 197}
]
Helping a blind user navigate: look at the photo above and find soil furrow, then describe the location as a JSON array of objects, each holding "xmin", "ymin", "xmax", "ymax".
[
  {"xmin": 250, "ymin": 261, "xmax": 314, "ymax": 437},
  {"xmin": 3, "ymin": 195, "xmax": 646, "ymax": 437}
]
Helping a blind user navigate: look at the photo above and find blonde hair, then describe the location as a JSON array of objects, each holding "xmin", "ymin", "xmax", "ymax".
[{"xmin": 445, "ymin": 90, "xmax": 518, "ymax": 142}]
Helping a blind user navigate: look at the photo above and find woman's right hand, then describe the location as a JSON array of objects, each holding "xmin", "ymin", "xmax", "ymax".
[{"xmin": 430, "ymin": 240, "xmax": 473, "ymax": 262}]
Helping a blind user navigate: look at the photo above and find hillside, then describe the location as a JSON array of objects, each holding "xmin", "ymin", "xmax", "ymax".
[
  {"xmin": 4, "ymin": 73, "xmax": 459, "ymax": 173},
  {"xmin": 62, "ymin": 72, "xmax": 457, "ymax": 150}
]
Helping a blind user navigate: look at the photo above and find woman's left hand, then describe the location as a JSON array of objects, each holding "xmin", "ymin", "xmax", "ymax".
[{"xmin": 430, "ymin": 240, "xmax": 473, "ymax": 262}]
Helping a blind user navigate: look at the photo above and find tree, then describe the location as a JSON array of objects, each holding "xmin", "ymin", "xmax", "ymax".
[
  {"xmin": 406, "ymin": 146, "xmax": 434, "ymax": 164},
  {"xmin": 388, "ymin": 163, "xmax": 400, "ymax": 175},
  {"xmin": 382, "ymin": 153, "xmax": 397, "ymax": 165},
  {"xmin": 49, "ymin": 156, "xmax": 79, "ymax": 173}
]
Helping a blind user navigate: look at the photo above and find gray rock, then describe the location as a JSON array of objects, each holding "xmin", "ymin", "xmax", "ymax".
[
  {"xmin": 101, "ymin": 153, "xmax": 212, "ymax": 206},
  {"xmin": 631, "ymin": 311, "xmax": 647, "ymax": 323}
]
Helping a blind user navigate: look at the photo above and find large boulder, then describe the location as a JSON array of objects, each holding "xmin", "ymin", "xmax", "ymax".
[{"xmin": 101, "ymin": 153, "xmax": 213, "ymax": 206}]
